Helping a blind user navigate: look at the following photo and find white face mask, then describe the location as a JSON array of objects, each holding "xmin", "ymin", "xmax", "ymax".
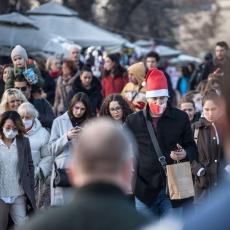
[
  {"xmin": 23, "ymin": 119, "xmax": 33, "ymax": 129},
  {"xmin": 3, "ymin": 128, "xmax": 18, "ymax": 139}
]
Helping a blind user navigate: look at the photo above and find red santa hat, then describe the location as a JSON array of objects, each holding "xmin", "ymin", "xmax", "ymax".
[{"xmin": 145, "ymin": 68, "xmax": 169, "ymax": 98}]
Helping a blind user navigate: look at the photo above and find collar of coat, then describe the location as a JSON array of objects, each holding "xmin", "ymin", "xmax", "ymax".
[
  {"xmin": 73, "ymin": 181, "xmax": 126, "ymax": 199},
  {"xmin": 195, "ymin": 117, "xmax": 212, "ymax": 129}
]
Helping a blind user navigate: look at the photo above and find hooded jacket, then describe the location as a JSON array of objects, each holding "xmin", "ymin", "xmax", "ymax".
[
  {"xmin": 68, "ymin": 76, "xmax": 103, "ymax": 116},
  {"xmin": 192, "ymin": 117, "xmax": 224, "ymax": 198},
  {"xmin": 122, "ymin": 62, "xmax": 146, "ymax": 111}
]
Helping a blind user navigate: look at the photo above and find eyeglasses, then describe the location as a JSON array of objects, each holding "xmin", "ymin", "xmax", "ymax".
[
  {"xmin": 109, "ymin": 106, "xmax": 122, "ymax": 112},
  {"xmin": 15, "ymin": 86, "xmax": 27, "ymax": 92}
]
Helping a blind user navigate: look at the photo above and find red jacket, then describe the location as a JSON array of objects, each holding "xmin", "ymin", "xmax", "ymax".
[{"xmin": 101, "ymin": 74, "xmax": 128, "ymax": 97}]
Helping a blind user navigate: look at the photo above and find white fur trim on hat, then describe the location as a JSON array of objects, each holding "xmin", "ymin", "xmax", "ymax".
[
  {"xmin": 146, "ymin": 89, "xmax": 169, "ymax": 98},
  {"xmin": 142, "ymin": 81, "xmax": 146, "ymax": 87}
]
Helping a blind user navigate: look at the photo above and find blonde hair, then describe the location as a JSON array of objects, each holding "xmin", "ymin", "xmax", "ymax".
[
  {"xmin": 0, "ymin": 88, "xmax": 27, "ymax": 114},
  {"xmin": 45, "ymin": 56, "xmax": 61, "ymax": 72}
]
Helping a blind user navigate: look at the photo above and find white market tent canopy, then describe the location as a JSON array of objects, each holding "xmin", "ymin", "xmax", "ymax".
[
  {"xmin": 155, "ymin": 45, "xmax": 181, "ymax": 57},
  {"xmin": 132, "ymin": 40, "xmax": 181, "ymax": 57},
  {"xmin": 0, "ymin": 12, "xmax": 73, "ymax": 57},
  {"xmin": 170, "ymin": 54, "xmax": 202, "ymax": 64},
  {"xmin": 27, "ymin": 2, "xmax": 127, "ymax": 48}
]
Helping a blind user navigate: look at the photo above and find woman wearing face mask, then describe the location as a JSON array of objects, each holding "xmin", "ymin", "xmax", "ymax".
[
  {"xmin": 192, "ymin": 89, "xmax": 225, "ymax": 203},
  {"xmin": 17, "ymin": 102, "xmax": 53, "ymax": 209},
  {"xmin": 54, "ymin": 59, "xmax": 78, "ymax": 116},
  {"xmin": 0, "ymin": 110, "xmax": 35, "ymax": 229},
  {"xmin": 0, "ymin": 88, "xmax": 27, "ymax": 115},
  {"xmin": 49, "ymin": 92, "xmax": 91, "ymax": 206},
  {"xmin": 100, "ymin": 94, "xmax": 133, "ymax": 123}
]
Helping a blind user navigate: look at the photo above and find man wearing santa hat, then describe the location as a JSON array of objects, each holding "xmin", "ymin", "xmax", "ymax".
[{"xmin": 124, "ymin": 68, "xmax": 197, "ymax": 219}]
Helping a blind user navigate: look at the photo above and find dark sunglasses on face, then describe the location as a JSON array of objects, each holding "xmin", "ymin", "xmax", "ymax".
[{"xmin": 15, "ymin": 86, "xmax": 27, "ymax": 92}]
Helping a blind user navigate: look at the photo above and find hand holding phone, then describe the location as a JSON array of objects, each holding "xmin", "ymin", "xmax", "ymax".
[
  {"xmin": 67, "ymin": 126, "xmax": 81, "ymax": 140},
  {"xmin": 74, "ymin": 126, "xmax": 82, "ymax": 130},
  {"xmin": 170, "ymin": 143, "xmax": 186, "ymax": 161}
]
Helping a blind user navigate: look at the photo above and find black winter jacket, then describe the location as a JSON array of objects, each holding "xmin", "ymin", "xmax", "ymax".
[
  {"xmin": 68, "ymin": 76, "xmax": 103, "ymax": 116},
  {"xmin": 30, "ymin": 98, "xmax": 55, "ymax": 129},
  {"xmin": 124, "ymin": 105, "xmax": 197, "ymax": 206}
]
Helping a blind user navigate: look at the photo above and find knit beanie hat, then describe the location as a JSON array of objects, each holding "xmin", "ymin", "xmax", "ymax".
[
  {"xmin": 145, "ymin": 68, "xmax": 168, "ymax": 98},
  {"xmin": 128, "ymin": 62, "xmax": 145, "ymax": 85},
  {"xmin": 11, "ymin": 45, "xmax": 28, "ymax": 62}
]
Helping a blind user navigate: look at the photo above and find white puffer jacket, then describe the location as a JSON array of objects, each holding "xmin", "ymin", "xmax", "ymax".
[{"xmin": 25, "ymin": 118, "xmax": 53, "ymax": 179}]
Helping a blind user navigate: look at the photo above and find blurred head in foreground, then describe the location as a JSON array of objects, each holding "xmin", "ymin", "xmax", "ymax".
[{"xmin": 69, "ymin": 118, "xmax": 136, "ymax": 192}]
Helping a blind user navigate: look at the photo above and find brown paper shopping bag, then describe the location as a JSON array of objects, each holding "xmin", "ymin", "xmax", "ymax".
[{"xmin": 166, "ymin": 161, "xmax": 195, "ymax": 200}]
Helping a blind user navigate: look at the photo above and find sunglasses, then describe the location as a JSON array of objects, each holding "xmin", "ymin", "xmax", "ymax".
[{"xmin": 15, "ymin": 86, "xmax": 27, "ymax": 92}]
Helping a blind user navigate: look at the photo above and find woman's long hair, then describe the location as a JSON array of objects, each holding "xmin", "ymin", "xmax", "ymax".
[
  {"xmin": 61, "ymin": 59, "xmax": 77, "ymax": 77},
  {"xmin": 0, "ymin": 110, "xmax": 25, "ymax": 138},
  {"xmin": 103, "ymin": 53, "xmax": 126, "ymax": 78},
  {"xmin": 68, "ymin": 92, "xmax": 91, "ymax": 124},
  {"xmin": 0, "ymin": 88, "xmax": 27, "ymax": 113}
]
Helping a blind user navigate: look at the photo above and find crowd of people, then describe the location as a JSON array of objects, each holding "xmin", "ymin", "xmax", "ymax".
[{"xmin": 0, "ymin": 40, "xmax": 229, "ymax": 229}]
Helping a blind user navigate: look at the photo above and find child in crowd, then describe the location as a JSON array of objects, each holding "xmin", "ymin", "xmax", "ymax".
[{"xmin": 6, "ymin": 45, "xmax": 43, "ymax": 89}]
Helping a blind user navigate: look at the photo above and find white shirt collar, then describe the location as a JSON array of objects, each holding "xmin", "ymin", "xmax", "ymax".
[{"xmin": 0, "ymin": 138, "xmax": 17, "ymax": 147}]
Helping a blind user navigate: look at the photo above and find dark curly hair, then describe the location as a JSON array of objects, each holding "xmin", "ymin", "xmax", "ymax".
[
  {"xmin": 100, "ymin": 94, "xmax": 133, "ymax": 123},
  {"xmin": 0, "ymin": 110, "xmax": 25, "ymax": 138}
]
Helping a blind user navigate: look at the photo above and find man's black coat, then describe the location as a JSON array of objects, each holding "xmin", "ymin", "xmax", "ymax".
[{"xmin": 124, "ymin": 105, "xmax": 197, "ymax": 207}]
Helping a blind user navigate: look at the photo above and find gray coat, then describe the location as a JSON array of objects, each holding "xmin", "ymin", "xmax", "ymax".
[
  {"xmin": 17, "ymin": 136, "xmax": 36, "ymax": 211},
  {"xmin": 48, "ymin": 112, "xmax": 74, "ymax": 206}
]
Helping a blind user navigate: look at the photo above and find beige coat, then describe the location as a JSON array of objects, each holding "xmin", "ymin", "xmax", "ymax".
[{"xmin": 54, "ymin": 75, "xmax": 77, "ymax": 116}]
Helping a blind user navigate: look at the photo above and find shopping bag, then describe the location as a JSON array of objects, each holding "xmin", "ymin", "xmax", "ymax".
[{"xmin": 166, "ymin": 161, "xmax": 195, "ymax": 200}]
